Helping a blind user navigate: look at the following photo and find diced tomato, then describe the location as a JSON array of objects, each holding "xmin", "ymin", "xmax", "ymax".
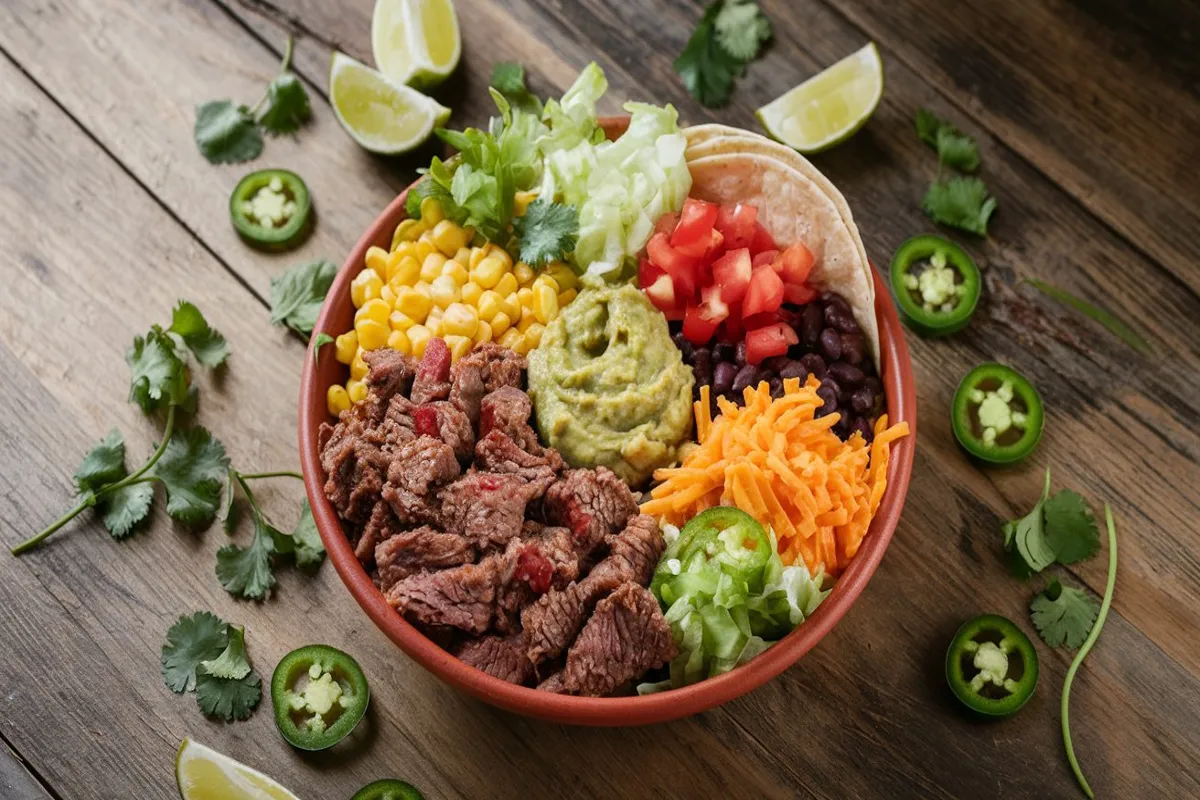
[
  {"xmin": 653, "ymin": 211, "xmax": 680, "ymax": 239},
  {"xmin": 749, "ymin": 222, "xmax": 776, "ymax": 255},
  {"xmin": 647, "ymin": 232, "xmax": 698, "ymax": 301},
  {"xmin": 742, "ymin": 311, "xmax": 781, "ymax": 330},
  {"xmin": 711, "ymin": 248, "xmax": 752, "ymax": 304},
  {"xmin": 743, "ymin": 266, "xmax": 785, "ymax": 319},
  {"xmin": 715, "ymin": 203, "xmax": 758, "ymax": 250},
  {"xmin": 744, "ymin": 323, "xmax": 799, "ymax": 365},
  {"xmin": 699, "ymin": 283, "xmax": 730, "ymax": 322},
  {"xmin": 784, "ymin": 282, "xmax": 819, "ymax": 305},
  {"xmin": 752, "ymin": 250, "xmax": 780, "ymax": 269},
  {"xmin": 645, "ymin": 274, "xmax": 677, "ymax": 311},
  {"xmin": 719, "ymin": 313, "xmax": 744, "ymax": 344},
  {"xmin": 671, "ymin": 198, "xmax": 719, "ymax": 249},
  {"xmin": 683, "ymin": 303, "xmax": 722, "ymax": 345},
  {"xmin": 675, "ymin": 227, "xmax": 724, "ymax": 259},
  {"xmin": 777, "ymin": 243, "xmax": 815, "ymax": 286},
  {"xmin": 638, "ymin": 257, "xmax": 664, "ymax": 289}
]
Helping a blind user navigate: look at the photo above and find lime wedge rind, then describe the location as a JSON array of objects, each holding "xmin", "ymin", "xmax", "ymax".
[
  {"xmin": 176, "ymin": 738, "xmax": 300, "ymax": 800},
  {"xmin": 756, "ymin": 42, "xmax": 883, "ymax": 154},
  {"xmin": 371, "ymin": 0, "xmax": 461, "ymax": 89},
  {"xmin": 329, "ymin": 51, "xmax": 449, "ymax": 155}
]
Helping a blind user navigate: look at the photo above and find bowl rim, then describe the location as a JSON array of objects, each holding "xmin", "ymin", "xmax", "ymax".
[{"xmin": 297, "ymin": 125, "xmax": 917, "ymax": 727}]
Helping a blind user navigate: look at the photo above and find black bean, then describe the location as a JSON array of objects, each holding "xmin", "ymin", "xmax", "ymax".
[
  {"xmin": 798, "ymin": 353, "xmax": 827, "ymax": 380},
  {"xmin": 819, "ymin": 328, "xmax": 843, "ymax": 360},
  {"xmin": 762, "ymin": 355, "xmax": 791, "ymax": 373},
  {"xmin": 823, "ymin": 293, "xmax": 852, "ymax": 316},
  {"xmin": 850, "ymin": 387, "xmax": 875, "ymax": 414},
  {"xmin": 714, "ymin": 343, "xmax": 736, "ymax": 363},
  {"xmin": 815, "ymin": 384, "xmax": 838, "ymax": 417},
  {"xmin": 863, "ymin": 376, "xmax": 883, "ymax": 397},
  {"xmin": 712, "ymin": 361, "xmax": 738, "ymax": 396},
  {"xmin": 734, "ymin": 340, "xmax": 747, "ymax": 367},
  {"xmin": 668, "ymin": 320, "xmax": 683, "ymax": 336},
  {"xmin": 732, "ymin": 364, "xmax": 761, "ymax": 394},
  {"xmin": 776, "ymin": 306, "xmax": 803, "ymax": 330},
  {"xmin": 778, "ymin": 359, "xmax": 806, "ymax": 380},
  {"xmin": 840, "ymin": 332, "xmax": 864, "ymax": 366},
  {"xmin": 799, "ymin": 304, "xmax": 824, "ymax": 348},
  {"xmin": 824, "ymin": 303, "xmax": 859, "ymax": 333},
  {"xmin": 832, "ymin": 415, "xmax": 851, "ymax": 438},
  {"xmin": 672, "ymin": 332, "xmax": 695, "ymax": 362},
  {"xmin": 768, "ymin": 377, "xmax": 784, "ymax": 398},
  {"xmin": 850, "ymin": 417, "xmax": 874, "ymax": 442},
  {"xmin": 691, "ymin": 349, "xmax": 712, "ymax": 387},
  {"xmin": 820, "ymin": 376, "xmax": 842, "ymax": 400},
  {"xmin": 828, "ymin": 362, "xmax": 865, "ymax": 389}
]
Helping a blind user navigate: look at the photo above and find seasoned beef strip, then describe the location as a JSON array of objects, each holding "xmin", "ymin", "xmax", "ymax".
[
  {"xmin": 457, "ymin": 343, "xmax": 525, "ymax": 393},
  {"xmin": 544, "ymin": 467, "xmax": 639, "ymax": 553},
  {"xmin": 355, "ymin": 500, "xmax": 397, "ymax": 567},
  {"xmin": 438, "ymin": 472, "xmax": 553, "ymax": 548},
  {"xmin": 411, "ymin": 337, "xmax": 452, "ymax": 404},
  {"xmin": 584, "ymin": 514, "xmax": 663, "ymax": 588},
  {"xmin": 494, "ymin": 526, "xmax": 581, "ymax": 634},
  {"xmin": 535, "ymin": 671, "xmax": 568, "ymax": 694},
  {"xmin": 455, "ymin": 633, "xmax": 534, "ymax": 685},
  {"xmin": 478, "ymin": 386, "xmax": 542, "ymax": 452},
  {"xmin": 385, "ymin": 548, "xmax": 513, "ymax": 634},
  {"xmin": 449, "ymin": 357, "xmax": 487, "ymax": 426},
  {"xmin": 416, "ymin": 401, "xmax": 474, "ymax": 462},
  {"xmin": 363, "ymin": 349, "xmax": 416, "ymax": 414},
  {"xmin": 375, "ymin": 526, "xmax": 475, "ymax": 591},
  {"xmin": 559, "ymin": 583, "xmax": 677, "ymax": 697},
  {"xmin": 474, "ymin": 430, "xmax": 563, "ymax": 484},
  {"xmin": 380, "ymin": 436, "xmax": 458, "ymax": 526}
]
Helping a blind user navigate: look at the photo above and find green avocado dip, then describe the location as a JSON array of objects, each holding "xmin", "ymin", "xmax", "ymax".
[{"xmin": 527, "ymin": 281, "xmax": 694, "ymax": 486}]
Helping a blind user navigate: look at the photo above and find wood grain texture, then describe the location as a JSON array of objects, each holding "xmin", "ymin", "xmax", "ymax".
[
  {"xmin": 1, "ymin": 0, "xmax": 1198, "ymax": 797},
  {"xmin": 0, "ymin": 740, "xmax": 53, "ymax": 800}
]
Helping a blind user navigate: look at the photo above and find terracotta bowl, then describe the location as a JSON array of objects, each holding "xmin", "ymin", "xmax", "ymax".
[{"xmin": 298, "ymin": 117, "xmax": 917, "ymax": 726}]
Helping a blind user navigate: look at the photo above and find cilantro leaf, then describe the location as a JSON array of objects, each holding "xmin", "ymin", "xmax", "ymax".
[
  {"xmin": 194, "ymin": 101, "xmax": 263, "ymax": 164},
  {"xmin": 148, "ymin": 426, "xmax": 230, "ymax": 525},
  {"xmin": 935, "ymin": 127, "xmax": 980, "ymax": 173},
  {"xmin": 270, "ymin": 259, "xmax": 337, "ymax": 339},
  {"xmin": 258, "ymin": 73, "xmax": 311, "ymax": 135},
  {"xmin": 405, "ymin": 177, "xmax": 454, "ymax": 221},
  {"xmin": 675, "ymin": 3, "xmax": 744, "ymax": 108},
  {"xmin": 714, "ymin": 0, "xmax": 771, "ymax": 62},
  {"xmin": 922, "ymin": 177, "xmax": 997, "ymax": 236},
  {"xmin": 1002, "ymin": 468, "xmax": 1056, "ymax": 576},
  {"xmin": 514, "ymin": 199, "xmax": 579, "ymax": 268},
  {"xmin": 127, "ymin": 327, "xmax": 189, "ymax": 414},
  {"xmin": 195, "ymin": 670, "xmax": 262, "ymax": 722},
  {"xmin": 915, "ymin": 108, "xmax": 942, "ymax": 147},
  {"xmin": 161, "ymin": 611, "xmax": 228, "ymax": 693},
  {"xmin": 200, "ymin": 624, "xmax": 252, "ymax": 680},
  {"xmin": 1031, "ymin": 578, "xmax": 1099, "ymax": 649},
  {"xmin": 490, "ymin": 62, "xmax": 542, "ymax": 116},
  {"xmin": 311, "ymin": 332, "xmax": 334, "ymax": 366},
  {"xmin": 291, "ymin": 498, "xmax": 325, "ymax": 569},
  {"xmin": 216, "ymin": 513, "xmax": 277, "ymax": 600},
  {"xmin": 1043, "ymin": 489, "xmax": 1100, "ymax": 564},
  {"xmin": 74, "ymin": 429, "xmax": 127, "ymax": 494},
  {"xmin": 169, "ymin": 300, "xmax": 230, "ymax": 368},
  {"xmin": 220, "ymin": 471, "xmax": 240, "ymax": 533},
  {"xmin": 101, "ymin": 482, "xmax": 154, "ymax": 539}
]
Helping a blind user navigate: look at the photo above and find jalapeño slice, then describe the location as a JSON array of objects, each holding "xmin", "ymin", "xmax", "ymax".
[
  {"xmin": 945, "ymin": 614, "xmax": 1039, "ymax": 717},
  {"xmin": 890, "ymin": 235, "xmax": 980, "ymax": 336},
  {"xmin": 229, "ymin": 169, "xmax": 313, "ymax": 251},
  {"xmin": 270, "ymin": 644, "xmax": 369, "ymax": 751},
  {"xmin": 952, "ymin": 363, "xmax": 1044, "ymax": 465},
  {"xmin": 652, "ymin": 507, "xmax": 773, "ymax": 602},
  {"xmin": 352, "ymin": 779, "xmax": 425, "ymax": 800}
]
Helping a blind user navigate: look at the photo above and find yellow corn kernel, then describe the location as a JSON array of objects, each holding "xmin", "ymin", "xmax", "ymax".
[
  {"xmin": 524, "ymin": 322, "xmax": 545, "ymax": 350},
  {"xmin": 346, "ymin": 379, "xmax": 368, "ymax": 404},
  {"xmin": 391, "ymin": 219, "xmax": 424, "ymax": 250},
  {"xmin": 511, "ymin": 338, "xmax": 529, "ymax": 356},
  {"xmin": 407, "ymin": 324, "xmax": 432, "ymax": 358},
  {"xmin": 497, "ymin": 327, "xmax": 523, "ymax": 351},
  {"xmin": 547, "ymin": 264, "xmax": 578, "ymax": 291},
  {"xmin": 442, "ymin": 303, "xmax": 480, "ymax": 338},
  {"xmin": 468, "ymin": 246, "xmax": 489, "ymax": 270},
  {"xmin": 386, "ymin": 329, "xmax": 411, "ymax": 355},
  {"xmin": 533, "ymin": 274, "xmax": 560, "ymax": 294},
  {"xmin": 517, "ymin": 287, "xmax": 535, "ymax": 310},
  {"xmin": 451, "ymin": 246, "xmax": 471, "ymax": 264},
  {"xmin": 350, "ymin": 348, "xmax": 369, "ymax": 381},
  {"xmin": 557, "ymin": 288, "xmax": 578, "ymax": 308},
  {"xmin": 474, "ymin": 320, "xmax": 493, "ymax": 344},
  {"xmin": 494, "ymin": 272, "xmax": 519, "ymax": 299},
  {"xmin": 431, "ymin": 219, "xmax": 469, "ymax": 256},
  {"xmin": 460, "ymin": 282, "xmax": 483, "ymax": 307},
  {"xmin": 355, "ymin": 298, "xmax": 391, "ymax": 326},
  {"xmin": 413, "ymin": 281, "xmax": 432, "ymax": 300},
  {"xmin": 350, "ymin": 270, "xmax": 383, "ymax": 308},
  {"xmin": 392, "ymin": 240, "xmax": 418, "ymax": 262},
  {"xmin": 365, "ymin": 246, "xmax": 389, "ymax": 278},
  {"xmin": 444, "ymin": 334, "xmax": 473, "ymax": 363},
  {"xmin": 476, "ymin": 290, "xmax": 503, "ymax": 321},
  {"xmin": 488, "ymin": 246, "xmax": 514, "ymax": 272},
  {"xmin": 513, "ymin": 190, "xmax": 539, "ymax": 216},
  {"xmin": 334, "ymin": 331, "xmax": 358, "ymax": 364},
  {"xmin": 470, "ymin": 255, "xmax": 507, "ymax": 290},
  {"xmin": 518, "ymin": 306, "xmax": 537, "ymax": 332},
  {"xmin": 427, "ymin": 304, "xmax": 444, "ymax": 323},
  {"xmin": 389, "ymin": 310, "xmax": 416, "ymax": 332},
  {"xmin": 420, "ymin": 252, "xmax": 447, "ymax": 283},
  {"xmin": 393, "ymin": 286, "xmax": 432, "ymax": 322},
  {"xmin": 430, "ymin": 275, "xmax": 460, "ymax": 309},
  {"xmin": 490, "ymin": 310, "xmax": 511, "ymax": 337},
  {"xmin": 501, "ymin": 293, "xmax": 522, "ymax": 321},
  {"xmin": 355, "ymin": 318, "xmax": 390, "ymax": 351},
  {"xmin": 326, "ymin": 384, "xmax": 351, "ymax": 416},
  {"xmin": 442, "ymin": 260, "xmax": 469, "ymax": 287},
  {"xmin": 415, "ymin": 238, "xmax": 436, "ymax": 262},
  {"xmin": 513, "ymin": 262, "xmax": 535, "ymax": 286},
  {"xmin": 387, "ymin": 251, "xmax": 421, "ymax": 286},
  {"xmin": 533, "ymin": 283, "xmax": 559, "ymax": 325},
  {"xmin": 379, "ymin": 284, "xmax": 397, "ymax": 307},
  {"xmin": 425, "ymin": 318, "xmax": 443, "ymax": 338},
  {"xmin": 419, "ymin": 197, "xmax": 445, "ymax": 226}
]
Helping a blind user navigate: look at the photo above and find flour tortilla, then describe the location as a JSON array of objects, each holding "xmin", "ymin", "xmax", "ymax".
[{"xmin": 682, "ymin": 125, "xmax": 879, "ymax": 366}]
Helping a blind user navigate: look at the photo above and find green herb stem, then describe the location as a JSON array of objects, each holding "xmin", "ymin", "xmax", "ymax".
[
  {"xmin": 10, "ymin": 406, "xmax": 177, "ymax": 556},
  {"xmin": 237, "ymin": 470, "xmax": 303, "ymax": 482},
  {"xmin": 1026, "ymin": 279, "xmax": 1151, "ymax": 354},
  {"xmin": 1061, "ymin": 504, "xmax": 1119, "ymax": 799},
  {"xmin": 250, "ymin": 36, "xmax": 295, "ymax": 117}
]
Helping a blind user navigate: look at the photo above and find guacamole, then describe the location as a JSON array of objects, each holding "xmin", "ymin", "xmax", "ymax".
[{"xmin": 527, "ymin": 282, "xmax": 694, "ymax": 486}]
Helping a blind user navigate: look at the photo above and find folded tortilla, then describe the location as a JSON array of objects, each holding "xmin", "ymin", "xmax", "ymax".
[{"xmin": 682, "ymin": 125, "xmax": 879, "ymax": 367}]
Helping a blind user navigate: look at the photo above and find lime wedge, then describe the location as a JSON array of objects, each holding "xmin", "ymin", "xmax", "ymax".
[
  {"xmin": 756, "ymin": 42, "xmax": 883, "ymax": 154},
  {"xmin": 329, "ymin": 52, "xmax": 451, "ymax": 154},
  {"xmin": 175, "ymin": 738, "xmax": 299, "ymax": 800},
  {"xmin": 372, "ymin": 0, "xmax": 461, "ymax": 89}
]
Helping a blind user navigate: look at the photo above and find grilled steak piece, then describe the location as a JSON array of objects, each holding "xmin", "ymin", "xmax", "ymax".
[
  {"xmin": 474, "ymin": 430, "xmax": 563, "ymax": 484},
  {"xmin": 455, "ymin": 633, "xmax": 534, "ymax": 685},
  {"xmin": 449, "ymin": 357, "xmax": 487, "ymax": 426},
  {"xmin": 380, "ymin": 436, "xmax": 458, "ymax": 526},
  {"xmin": 559, "ymin": 583, "xmax": 677, "ymax": 697},
  {"xmin": 386, "ymin": 548, "xmax": 512, "ymax": 634},
  {"xmin": 375, "ymin": 525, "xmax": 475, "ymax": 591},
  {"xmin": 544, "ymin": 467, "xmax": 638, "ymax": 554},
  {"xmin": 411, "ymin": 337, "xmax": 452, "ymax": 404},
  {"xmin": 536, "ymin": 671, "xmax": 568, "ymax": 694},
  {"xmin": 438, "ymin": 472, "xmax": 552, "ymax": 548},
  {"xmin": 456, "ymin": 343, "xmax": 525, "ymax": 393},
  {"xmin": 585, "ymin": 514, "xmax": 663, "ymax": 588},
  {"xmin": 494, "ymin": 526, "xmax": 581, "ymax": 634},
  {"xmin": 355, "ymin": 500, "xmax": 397, "ymax": 567},
  {"xmin": 415, "ymin": 401, "xmax": 474, "ymax": 462},
  {"xmin": 363, "ymin": 349, "xmax": 416, "ymax": 414}
]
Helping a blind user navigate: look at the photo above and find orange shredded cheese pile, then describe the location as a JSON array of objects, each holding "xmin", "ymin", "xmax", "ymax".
[{"xmin": 641, "ymin": 376, "xmax": 910, "ymax": 576}]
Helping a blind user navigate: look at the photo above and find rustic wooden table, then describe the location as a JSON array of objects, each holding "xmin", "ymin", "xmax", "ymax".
[{"xmin": 2, "ymin": 0, "xmax": 1198, "ymax": 798}]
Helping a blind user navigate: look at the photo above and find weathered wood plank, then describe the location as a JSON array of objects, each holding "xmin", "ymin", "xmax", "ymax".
[{"xmin": 0, "ymin": 739, "xmax": 53, "ymax": 800}]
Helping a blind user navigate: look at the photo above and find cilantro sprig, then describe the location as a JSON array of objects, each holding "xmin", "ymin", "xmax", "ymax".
[
  {"xmin": 513, "ymin": 199, "xmax": 579, "ymax": 268},
  {"xmin": 490, "ymin": 62, "xmax": 542, "ymax": 116},
  {"xmin": 914, "ymin": 108, "xmax": 997, "ymax": 236},
  {"xmin": 162, "ymin": 611, "xmax": 262, "ymax": 722},
  {"xmin": 270, "ymin": 258, "xmax": 337, "ymax": 339},
  {"xmin": 194, "ymin": 36, "xmax": 312, "ymax": 164},
  {"xmin": 1002, "ymin": 467, "xmax": 1100, "ymax": 578},
  {"xmin": 675, "ymin": 0, "xmax": 771, "ymax": 107},
  {"xmin": 1030, "ymin": 578, "xmax": 1099, "ymax": 650}
]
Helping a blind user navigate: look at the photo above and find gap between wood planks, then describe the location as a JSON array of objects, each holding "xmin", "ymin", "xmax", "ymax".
[{"xmin": 0, "ymin": 730, "xmax": 59, "ymax": 800}]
